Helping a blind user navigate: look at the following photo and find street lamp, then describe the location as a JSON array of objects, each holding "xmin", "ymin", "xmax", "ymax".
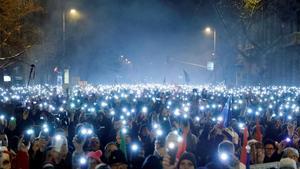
[
  {"xmin": 204, "ymin": 27, "xmax": 216, "ymax": 57},
  {"xmin": 60, "ymin": 8, "xmax": 81, "ymax": 86},
  {"xmin": 204, "ymin": 26, "xmax": 217, "ymax": 83}
]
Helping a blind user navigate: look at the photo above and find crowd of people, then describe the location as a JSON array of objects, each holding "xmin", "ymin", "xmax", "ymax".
[{"xmin": 0, "ymin": 84, "xmax": 300, "ymax": 169}]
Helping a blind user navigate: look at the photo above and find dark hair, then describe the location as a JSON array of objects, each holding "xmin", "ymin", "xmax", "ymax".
[
  {"xmin": 264, "ymin": 139, "xmax": 276, "ymax": 148},
  {"xmin": 142, "ymin": 155, "xmax": 162, "ymax": 169}
]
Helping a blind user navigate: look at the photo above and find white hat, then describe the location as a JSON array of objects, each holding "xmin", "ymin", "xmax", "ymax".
[{"xmin": 279, "ymin": 158, "xmax": 297, "ymax": 169}]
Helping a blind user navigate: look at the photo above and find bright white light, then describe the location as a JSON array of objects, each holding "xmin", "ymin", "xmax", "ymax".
[
  {"xmin": 174, "ymin": 109, "xmax": 180, "ymax": 116},
  {"xmin": 43, "ymin": 128, "xmax": 49, "ymax": 133},
  {"xmin": 288, "ymin": 115, "xmax": 292, "ymax": 120},
  {"xmin": 177, "ymin": 136, "xmax": 183, "ymax": 142},
  {"xmin": 279, "ymin": 112, "xmax": 283, "ymax": 117},
  {"xmin": 195, "ymin": 116, "xmax": 200, "ymax": 121},
  {"xmin": 101, "ymin": 102, "xmax": 108, "ymax": 107},
  {"xmin": 168, "ymin": 142, "xmax": 175, "ymax": 150},
  {"xmin": 59, "ymin": 107, "xmax": 64, "ymax": 112},
  {"xmin": 42, "ymin": 124, "xmax": 48, "ymax": 129},
  {"xmin": 183, "ymin": 114, "xmax": 188, "ymax": 118},
  {"xmin": 80, "ymin": 128, "xmax": 87, "ymax": 135},
  {"xmin": 0, "ymin": 115, "xmax": 5, "ymax": 120},
  {"xmin": 200, "ymin": 106, "xmax": 205, "ymax": 111},
  {"xmin": 156, "ymin": 129, "xmax": 163, "ymax": 136},
  {"xmin": 217, "ymin": 116, "xmax": 223, "ymax": 122},
  {"xmin": 70, "ymin": 103, "xmax": 75, "ymax": 108},
  {"xmin": 87, "ymin": 129, "xmax": 93, "ymax": 135},
  {"xmin": 247, "ymin": 108, "xmax": 253, "ymax": 114},
  {"xmin": 220, "ymin": 152, "xmax": 228, "ymax": 161},
  {"xmin": 238, "ymin": 123, "xmax": 244, "ymax": 129},
  {"xmin": 183, "ymin": 107, "xmax": 189, "ymax": 112},
  {"xmin": 10, "ymin": 117, "xmax": 15, "ymax": 121},
  {"xmin": 3, "ymin": 75, "xmax": 11, "ymax": 82},
  {"xmin": 153, "ymin": 123, "xmax": 159, "ymax": 129},
  {"xmin": 122, "ymin": 107, "xmax": 127, "ymax": 113},
  {"xmin": 131, "ymin": 144, "xmax": 138, "ymax": 151},
  {"xmin": 55, "ymin": 135, "xmax": 62, "ymax": 141},
  {"xmin": 238, "ymin": 100, "xmax": 243, "ymax": 104},
  {"xmin": 122, "ymin": 128, "xmax": 127, "ymax": 134},
  {"xmin": 205, "ymin": 27, "xmax": 212, "ymax": 34},
  {"xmin": 142, "ymin": 106, "xmax": 148, "ymax": 113},
  {"xmin": 110, "ymin": 110, "xmax": 115, "ymax": 115},
  {"xmin": 26, "ymin": 129, "xmax": 34, "ymax": 135},
  {"xmin": 79, "ymin": 157, "xmax": 87, "ymax": 165}
]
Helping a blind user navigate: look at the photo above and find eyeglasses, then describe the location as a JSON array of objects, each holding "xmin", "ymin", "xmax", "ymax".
[{"xmin": 265, "ymin": 148, "xmax": 274, "ymax": 150}]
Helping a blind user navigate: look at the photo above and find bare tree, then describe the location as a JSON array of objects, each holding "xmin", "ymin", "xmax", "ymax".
[{"xmin": 0, "ymin": 0, "xmax": 43, "ymax": 69}]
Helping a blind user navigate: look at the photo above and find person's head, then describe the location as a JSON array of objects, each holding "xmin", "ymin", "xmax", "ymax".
[
  {"xmin": 218, "ymin": 140, "xmax": 235, "ymax": 155},
  {"xmin": 0, "ymin": 147, "xmax": 11, "ymax": 169},
  {"xmin": 264, "ymin": 139, "xmax": 276, "ymax": 158},
  {"xmin": 87, "ymin": 150, "xmax": 102, "ymax": 169},
  {"xmin": 0, "ymin": 134, "xmax": 8, "ymax": 147},
  {"xmin": 108, "ymin": 150, "xmax": 127, "ymax": 169},
  {"xmin": 38, "ymin": 131, "xmax": 50, "ymax": 152},
  {"xmin": 249, "ymin": 141, "xmax": 265, "ymax": 164},
  {"xmin": 45, "ymin": 146, "xmax": 61, "ymax": 165},
  {"xmin": 22, "ymin": 110, "xmax": 29, "ymax": 120},
  {"xmin": 279, "ymin": 158, "xmax": 297, "ymax": 169},
  {"xmin": 104, "ymin": 142, "xmax": 118, "ymax": 160},
  {"xmin": 141, "ymin": 155, "xmax": 162, "ymax": 169},
  {"xmin": 177, "ymin": 153, "xmax": 197, "ymax": 169},
  {"xmin": 89, "ymin": 136, "xmax": 100, "ymax": 151},
  {"xmin": 51, "ymin": 134, "xmax": 68, "ymax": 157},
  {"xmin": 139, "ymin": 125, "xmax": 150, "ymax": 137},
  {"xmin": 154, "ymin": 137, "xmax": 165, "ymax": 157},
  {"xmin": 95, "ymin": 163, "xmax": 111, "ymax": 169},
  {"xmin": 282, "ymin": 148, "xmax": 299, "ymax": 162},
  {"xmin": 275, "ymin": 120, "xmax": 281, "ymax": 129}
]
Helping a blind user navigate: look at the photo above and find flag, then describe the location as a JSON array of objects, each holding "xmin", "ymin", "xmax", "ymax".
[
  {"xmin": 221, "ymin": 97, "xmax": 232, "ymax": 127},
  {"xmin": 240, "ymin": 127, "xmax": 248, "ymax": 165},
  {"xmin": 255, "ymin": 119, "xmax": 263, "ymax": 142},
  {"xmin": 119, "ymin": 131, "xmax": 127, "ymax": 160},
  {"xmin": 176, "ymin": 128, "xmax": 188, "ymax": 159},
  {"xmin": 183, "ymin": 70, "xmax": 190, "ymax": 84}
]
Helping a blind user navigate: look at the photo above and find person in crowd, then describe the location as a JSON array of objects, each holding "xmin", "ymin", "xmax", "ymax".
[
  {"xmin": 0, "ymin": 146, "xmax": 11, "ymax": 169},
  {"xmin": 103, "ymin": 142, "xmax": 118, "ymax": 163},
  {"xmin": 217, "ymin": 140, "xmax": 245, "ymax": 169},
  {"xmin": 279, "ymin": 158, "xmax": 297, "ymax": 169},
  {"xmin": 141, "ymin": 155, "xmax": 162, "ymax": 169},
  {"xmin": 281, "ymin": 147, "xmax": 299, "ymax": 163},
  {"xmin": 42, "ymin": 146, "xmax": 62, "ymax": 169},
  {"xmin": 87, "ymin": 150, "xmax": 102, "ymax": 169},
  {"xmin": 153, "ymin": 136, "xmax": 166, "ymax": 160},
  {"xmin": 107, "ymin": 150, "xmax": 127, "ymax": 169},
  {"xmin": 249, "ymin": 140, "xmax": 265, "ymax": 164},
  {"xmin": 263, "ymin": 139, "xmax": 282, "ymax": 163},
  {"xmin": 176, "ymin": 152, "xmax": 197, "ymax": 169}
]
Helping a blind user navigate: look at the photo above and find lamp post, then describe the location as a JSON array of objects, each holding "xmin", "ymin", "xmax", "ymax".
[
  {"xmin": 204, "ymin": 27, "xmax": 216, "ymax": 58},
  {"xmin": 204, "ymin": 27, "xmax": 217, "ymax": 83},
  {"xmin": 62, "ymin": 8, "xmax": 80, "ymax": 60},
  {"xmin": 60, "ymin": 8, "xmax": 80, "ymax": 87}
]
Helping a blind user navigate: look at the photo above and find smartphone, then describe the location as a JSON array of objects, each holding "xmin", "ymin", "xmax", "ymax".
[{"xmin": 167, "ymin": 142, "xmax": 178, "ymax": 165}]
